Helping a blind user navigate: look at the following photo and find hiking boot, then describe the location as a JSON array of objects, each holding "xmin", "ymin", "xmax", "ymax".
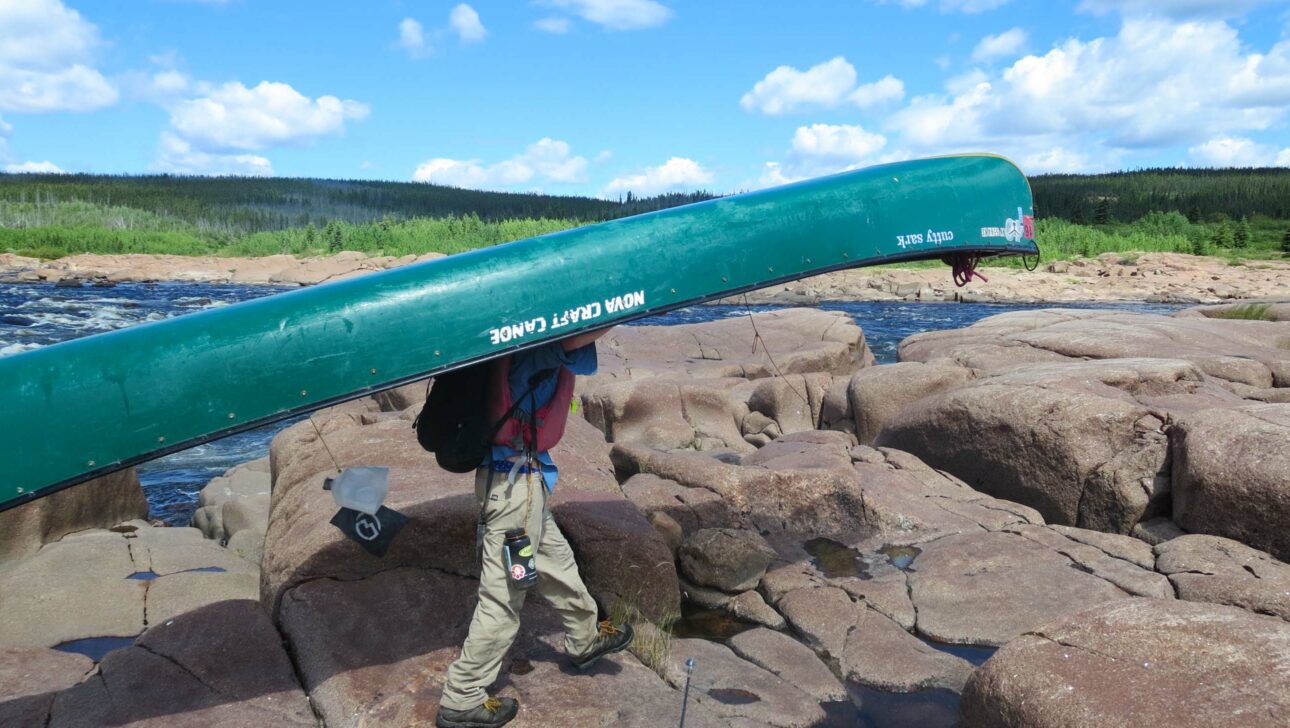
[
  {"xmin": 571, "ymin": 620, "xmax": 635, "ymax": 671},
  {"xmin": 436, "ymin": 696, "xmax": 519, "ymax": 728}
]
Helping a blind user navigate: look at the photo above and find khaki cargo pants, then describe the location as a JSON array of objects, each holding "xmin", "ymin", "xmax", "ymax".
[{"xmin": 439, "ymin": 466, "xmax": 600, "ymax": 711}]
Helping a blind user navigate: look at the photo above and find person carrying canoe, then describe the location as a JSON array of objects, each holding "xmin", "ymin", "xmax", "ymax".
[{"xmin": 436, "ymin": 327, "xmax": 633, "ymax": 728}]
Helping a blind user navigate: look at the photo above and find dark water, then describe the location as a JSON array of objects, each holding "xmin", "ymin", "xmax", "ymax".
[
  {"xmin": 54, "ymin": 636, "xmax": 136, "ymax": 662},
  {"xmin": 1, "ymin": 281, "xmax": 1185, "ymax": 524}
]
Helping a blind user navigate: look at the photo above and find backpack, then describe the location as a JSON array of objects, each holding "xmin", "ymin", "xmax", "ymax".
[{"xmin": 413, "ymin": 361, "xmax": 554, "ymax": 473}]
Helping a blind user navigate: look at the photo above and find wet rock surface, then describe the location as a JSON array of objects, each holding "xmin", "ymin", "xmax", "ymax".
[{"xmin": 961, "ymin": 599, "xmax": 1290, "ymax": 728}]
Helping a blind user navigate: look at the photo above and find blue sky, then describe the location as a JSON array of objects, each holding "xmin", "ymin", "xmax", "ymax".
[{"xmin": 2, "ymin": 0, "xmax": 1290, "ymax": 197}]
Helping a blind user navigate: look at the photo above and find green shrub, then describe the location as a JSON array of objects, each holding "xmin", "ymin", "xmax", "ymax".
[{"xmin": 1209, "ymin": 303, "xmax": 1274, "ymax": 321}]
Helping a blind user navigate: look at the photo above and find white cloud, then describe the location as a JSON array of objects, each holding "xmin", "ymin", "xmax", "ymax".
[
  {"xmin": 753, "ymin": 123, "xmax": 889, "ymax": 188},
  {"xmin": 399, "ymin": 18, "xmax": 429, "ymax": 57},
  {"xmin": 791, "ymin": 123, "xmax": 887, "ymax": 162},
  {"xmin": 1078, "ymin": 0, "xmax": 1281, "ymax": 19},
  {"xmin": 151, "ymin": 131, "xmax": 272, "ymax": 176},
  {"xmin": 413, "ymin": 138, "xmax": 589, "ymax": 189},
  {"xmin": 1188, "ymin": 135, "xmax": 1290, "ymax": 167},
  {"xmin": 543, "ymin": 0, "xmax": 673, "ymax": 30},
  {"xmin": 0, "ymin": 0, "xmax": 99, "ymax": 68},
  {"xmin": 602, "ymin": 157, "xmax": 713, "ymax": 197},
  {"xmin": 450, "ymin": 4, "xmax": 487, "ymax": 43},
  {"xmin": 0, "ymin": 0, "xmax": 117, "ymax": 113},
  {"xmin": 882, "ymin": 17, "xmax": 1290, "ymax": 167},
  {"xmin": 168, "ymin": 81, "xmax": 369, "ymax": 152},
  {"xmin": 150, "ymin": 69, "xmax": 190, "ymax": 95},
  {"xmin": 741, "ymin": 58, "xmax": 905, "ymax": 115},
  {"xmin": 972, "ymin": 28, "xmax": 1028, "ymax": 63},
  {"xmin": 0, "ymin": 65, "xmax": 117, "ymax": 113},
  {"xmin": 849, "ymin": 75, "xmax": 905, "ymax": 108},
  {"xmin": 756, "ymin": 162, "xmax": 800, "ymax": 189},
  {"xmin": 741, "ymin": 57, "xmax": 857, "ymax": 115},
  {"xmin": 534, "ymin": 17, "xmax": 572, "ymax": 33},
  {"xmin": 4, "ymin": 160, "xmax": 64, "ymax": 174}
]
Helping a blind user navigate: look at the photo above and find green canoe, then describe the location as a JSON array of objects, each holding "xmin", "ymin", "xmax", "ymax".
[{"xmin": 0, "ymin": 154, "xmax": 1038, "ymax": 512}]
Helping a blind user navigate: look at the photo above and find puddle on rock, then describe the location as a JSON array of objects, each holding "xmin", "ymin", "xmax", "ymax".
[
  {"xmin": 878, "ymin": 544, "xmax": 922, "ymax": 571},
  {"xmin": 919, "ymin": 637, "xmax": 998, "ymax": 667},
  {"xmin": 54, "ymin": 636, "xmax": 136, "ymax": 662},
  {"xmin": 668, "ymin": 603, "xmax": 755, "ymax": 641},
  {"xmin": 509, "ymin": 658, "xmax": 534, "ymax": 675},
  {"xmin": 109, "ymin": 524, "xmax": 138, "ymax": 533},
  {"xmin": 126, "ymin": 566, "xmax": 226, "ymax": 580},
  {"xmin": 804, "ymin": 537, "xmax": 866, "ymax": 579},
  {"xmin": 851, "ymin": 684, "xmax": 961, "ymax": 728},
  {"xmin": 708, "ymin": 688, "xmax": 761, "ymax": 705}
]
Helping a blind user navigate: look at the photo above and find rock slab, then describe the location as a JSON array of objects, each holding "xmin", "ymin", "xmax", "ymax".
[{"xmin": 961, "ymin": 599, "xmax": 1290, "ymax": 727}]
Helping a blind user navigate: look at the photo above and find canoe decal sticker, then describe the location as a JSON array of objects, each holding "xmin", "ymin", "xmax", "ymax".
[{"xmin": 488, "ymin": 290, "xmax": 646, "ymax": 345}]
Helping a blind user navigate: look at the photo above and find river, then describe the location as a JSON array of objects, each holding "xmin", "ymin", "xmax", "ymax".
[{"xmin": 1, "ymin": 281, "xmax": 1186, "ymax": 524}]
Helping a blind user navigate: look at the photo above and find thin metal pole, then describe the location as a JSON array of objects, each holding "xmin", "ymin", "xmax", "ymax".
[{"xmin": 679, "ymin": 657, "xmax": 695, "ymax": 728}]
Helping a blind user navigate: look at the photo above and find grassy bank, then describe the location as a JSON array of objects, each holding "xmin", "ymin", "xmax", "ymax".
[
  {"xmin": 0, "ymin": 200, "xmax": 581, "ymax": 258},
  {"xmin": 2, "ymin": 198, "xmax": 1288, "ymax": 264}
]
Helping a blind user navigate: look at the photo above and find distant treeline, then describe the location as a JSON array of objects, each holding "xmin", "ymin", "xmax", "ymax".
[
  {"xmin": 2, "ymin": 168, "xmax": 1288, "ymax": 262},
  {"xmin": 1031, "ymin": 168, "xmax": 1290, "ymax": 223},
  {"xmin": 0, "ymin": 173, "xmax": 714, "ymax": 233}
]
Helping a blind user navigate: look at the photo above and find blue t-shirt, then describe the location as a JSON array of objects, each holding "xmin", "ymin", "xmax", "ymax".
[{"xmin": 488, "ymin": 340, "xmax": 597, "ymax": 489}]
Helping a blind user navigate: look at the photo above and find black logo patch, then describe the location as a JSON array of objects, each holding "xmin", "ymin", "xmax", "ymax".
[{"xmin": 330, "ymin": 506, "xmax": 409, "ymax": 557}]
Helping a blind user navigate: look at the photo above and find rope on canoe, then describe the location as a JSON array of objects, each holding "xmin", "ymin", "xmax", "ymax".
[{"xmin": 944, "ymin": 253, "xmax": 989, "ymax": 287}]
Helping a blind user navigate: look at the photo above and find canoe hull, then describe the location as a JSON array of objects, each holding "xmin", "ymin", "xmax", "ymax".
[{"xmin": 0, "ymin": 154, "xmax": 1038, "ymax": 511}]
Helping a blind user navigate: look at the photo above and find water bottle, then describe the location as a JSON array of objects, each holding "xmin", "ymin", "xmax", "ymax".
[{"xmin": 503, "ymin": 529, "xmax": 538, "ymax": 589}]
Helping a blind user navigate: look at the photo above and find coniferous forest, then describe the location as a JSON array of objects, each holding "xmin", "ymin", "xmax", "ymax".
[{"xmin": 0, "ymin": 168, "xmax": 1288, "ymax": 262}]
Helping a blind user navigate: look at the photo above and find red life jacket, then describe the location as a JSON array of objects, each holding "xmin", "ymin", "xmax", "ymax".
[{"xmin": 486, "ymin": 355, "xmax": 576, "ymax": 453}]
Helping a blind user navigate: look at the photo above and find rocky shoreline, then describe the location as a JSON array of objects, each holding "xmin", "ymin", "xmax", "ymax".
[
  {"xmin": 3, "ymin": 250, "xmax": 1289, "ymax": 304},
  {"xmin": 2, "ymin": 306, "xmax": 1288, "ymax": 727}
]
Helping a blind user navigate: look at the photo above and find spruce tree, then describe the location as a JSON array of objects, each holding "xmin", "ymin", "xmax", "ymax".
[
  {"xmin": 1094, "ymin": 198, "xmax": 1110, "ymax": 225},
  {"xmin": 1213, "ymin": 223, "xmax": 1233, "ymax": 250},
  {"xmin": 1072, "ymin": 207, "xmax": 1085, "ymax": 225},
  {"xmin": 1281, "ymin": 229, "xmax": 1290, "ymax": 255},
  {"xmin": 1233, "ymin": 217, "xmax": 1250, "ymax": 249},
  {"xmin": 1190, "ymin": 232, "xmax": 1208, "ymax": 257}
]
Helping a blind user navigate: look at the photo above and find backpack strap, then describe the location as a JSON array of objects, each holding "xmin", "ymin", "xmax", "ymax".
[{"xmin": 488, "ymin": 367, "xmax": 557, "ymax": 456}]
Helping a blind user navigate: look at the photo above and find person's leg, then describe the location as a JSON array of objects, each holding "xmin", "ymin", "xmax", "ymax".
[
  {"xmin": 531, "ymin": 487, "xmax": 600, "ymax": 657},
  {"xmin": 440, "ymin": 467, "xmax": 537, "ymax": 712}
]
